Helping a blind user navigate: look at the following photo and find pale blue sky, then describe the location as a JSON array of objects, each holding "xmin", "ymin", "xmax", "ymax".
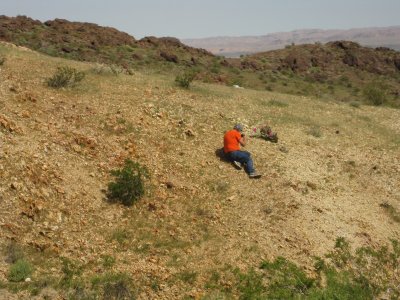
[{"xmin": 1, "ymin": 0, "xmax": 400, "ymax": 39}]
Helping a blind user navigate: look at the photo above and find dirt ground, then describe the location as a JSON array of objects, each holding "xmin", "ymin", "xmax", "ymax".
[{"xmin": 0, "ymin": 42, "xmax": 399, "ymax": 298}]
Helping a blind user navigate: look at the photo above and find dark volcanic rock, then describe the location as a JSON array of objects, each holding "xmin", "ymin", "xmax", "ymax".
[{"xmin": 160, "ymin": 51, "xmax": 178, "ymax": 63}]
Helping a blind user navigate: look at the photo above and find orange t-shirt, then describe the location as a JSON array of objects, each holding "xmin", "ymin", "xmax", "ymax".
[{"xmin": 224, "ymin": 129, "xmax": 241, "ymax": 153}]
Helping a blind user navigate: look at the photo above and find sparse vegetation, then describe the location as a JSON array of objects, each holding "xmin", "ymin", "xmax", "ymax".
[
  {"xmin": 363, "ymin": 84, "xmax": 387, "ymax": 106},
  {"xmin": 8, "ymin": 259, "xmax": 33, "ymax": 282},
  {"xmin": 2, "ymin": 238, "xmax": 398, "ymax": 299},
  {"xmin": 202, "ymin": 238, "xmax": 400, "ymax": 299},
  {"xmin": 350, "ymin": 101, "xmax": 361, "ymax": 108},
  {"xmin": 307, "ymin": 125, "xmax": 322, "ymax": 137},
  {"xmin": 267, "ymin": 99, "xmax": 289, "ymax": 107},
  {"xmin": 175, "ymin": 70, "xmax": 196, "ymax": 88},
  {"xmin": 260, "ymin": 257, "xmax": 315, "ymax": 299},
  {"xmin": 60, "ymin": 257, "xmax": 84, "ymax": 288},
  {"xmin": 91, "ymin": 63, "xmax": 124, "ymax": 76},
  {"xmin": 0, "ymin": 54, "xmax": 5, "ymax": 65},
  {"xmin": 46, "ymin": 66, "xmax": 85, "ymax": 88},
  {"xmin": 1, "ymin": 16, "xmax": 400, "ymax": 107},
  {"xmin": 177, "ymin": 270, "xmax": 198, "ymax": 284},
  {"xmin": 1, "ymin": 22, "xmax": 400, "ymax": 299},
  {"xmin": 107, "ymin": 159, "xmax": 149, "ymax": 206},
  {"xmin": 111, "ymin": 228, "xmax": 130, "ymax": 245},
  {"xmin": 92, "ymin": 273, "xmax": 134, "ymax": 300},
  {"xmin": 101, "ymin": 255, "xmax": 116, "ymax": 269},
  {"xmin": 235, "ymin": 267, "xmax": 266, "ymax": 299}
]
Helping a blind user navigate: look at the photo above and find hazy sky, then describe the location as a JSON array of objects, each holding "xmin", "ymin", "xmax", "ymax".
[{"xmin": 2, "ymin": 0, "xmax": 400, "ymax": 39}]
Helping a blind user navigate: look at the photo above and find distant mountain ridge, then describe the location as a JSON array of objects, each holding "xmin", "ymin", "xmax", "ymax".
[{"xmin": 182, "ymin": 26, "xmax": 400, "ymax": 57}]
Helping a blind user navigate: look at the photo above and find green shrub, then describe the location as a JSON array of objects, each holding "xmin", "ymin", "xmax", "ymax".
[
  {"xmin": 269, "ymin": 76, "xmax": 277, "ymax": 83},
  {"xmin": 91, "ymin": 63, "xmax": 114, "ymax": 75},
  {"xmin": 307, "ymin": 126, "xmax": 322, "ymax": 138},
  {"xmin": 268, "ymin": 99, "xmax": 289, "ymax": 107},
  {"xmin": 177, "ymin": 271, "xmax": 198, "ymax": 284},
  {"xmin": 60, "ymin": 257, "xmax": 84, "ymax": 288},
  {"xmin": 265, "ymin": 85, "xmax": 273, "ymax": 91},
  {"xmin": 107, "ymin": 159, "xmax": 148, "ymax": 206},
  {"xmin": 363, "ymin": 85, "xmax": 387, "ymax": 106},
  {"xmin": 308, "ymin": 267, "xmax": 374, "ymax": 300},
  {"xmin": 103, "ymin": 279, "xmax": 132, "ymax": 300},
  {"xmin": 260, "ymin": 257, "xmax": 315, "ymax": 298},
  {"xmin": 91, "ymin": 63, "xmax": 132, "ymax": 76},
  {"xmin": 91, "ymin": 273, "xmax": 133, "ymax": 299},
  {"xmin": 175, "ymin": 70, "xmax": 196, "ymax": 89},
  {"xmin": 210, "ymin": 63, "xmax": 221, "ymax": 74},
  {"xmin": 46, "ymin": 66, "xmax": 85, "ymax": 88},
  {"xmin": 350, "ymin": 101, "xmax": 361, "ymax": 108},
  {"xmin": 235, "ymin": 268, "xmax": 266, "ymax": 299},
  {"xmin": 229, "ymin": 75, "xmax": 244, "ymax": 87},
  {"xmin": 0, "ymin": 55, "xmax": 5, "ymax": 66},
  {"xmin": 111, "ymin": 228, "xmax": 130, "ymax": 245},
  {"xmin": 326, "ymin": 236, "xmax": 352, "ymax": 268},
  {"xmin": 8, "ymin": 259, "xmax": 33, "ymax": 282},
  {"xmin": 339, "ymin": 75, "xmax": 350, "ymax": 82},
  {"xmin": 101, "ymin": 255, "xmax": 116, "ymax": 269}
]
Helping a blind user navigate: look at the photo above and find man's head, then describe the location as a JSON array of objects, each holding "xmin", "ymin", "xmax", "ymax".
[{"xmin": 233, "ymin": 123, "xmax": 244, "ymax": 132}]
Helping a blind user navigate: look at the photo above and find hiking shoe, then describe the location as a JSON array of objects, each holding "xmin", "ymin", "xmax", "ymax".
[
  {"xmin": 232, "ymin": 161, "xmax": 242, "ymax": 170},
  {"xmin": 249, "ymin": 172, "xmax": 262, "ymax": 179}
]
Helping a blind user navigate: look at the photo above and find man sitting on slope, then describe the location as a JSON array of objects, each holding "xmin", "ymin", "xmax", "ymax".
[{"xmin": 223, "ymin": 124, "xmax": 261, "ymax": 179}]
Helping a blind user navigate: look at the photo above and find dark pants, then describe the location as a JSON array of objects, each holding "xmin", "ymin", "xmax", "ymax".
[{"xmin": 226, "ymin": 150, "xmax": 255, "ymax": 174}]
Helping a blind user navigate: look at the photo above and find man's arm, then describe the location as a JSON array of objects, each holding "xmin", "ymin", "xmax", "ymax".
[{"xmin": 239, "ymin": 134, "xmax": 246, "ymax": 147}]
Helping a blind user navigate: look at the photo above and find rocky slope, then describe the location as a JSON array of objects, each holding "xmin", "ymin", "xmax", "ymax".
[
  {"xmin": 0, "ymin": 42, "xmax": 399, "ymax": 298},
  {"xmin": 0, "ymin": 15, "xmax": 214, "ymax": 69},
  {"xmin": 1, "ymin": 16, "xmax": 400, "ymax": 110}
]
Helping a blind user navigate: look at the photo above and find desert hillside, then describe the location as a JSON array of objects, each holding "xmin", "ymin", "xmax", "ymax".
[
  {"xmin": 0, "ymin": 42, "xmax": 400, "ymax": 299},
  {"xmin": 1, "ymin": 16, "xmax": 400, "ymax": 110}
]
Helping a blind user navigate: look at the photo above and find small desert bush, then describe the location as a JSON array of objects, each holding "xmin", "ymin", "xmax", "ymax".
[
  {"xmin": 235, "ymin": 268, "xmax": 266, "ymax": 299},
  {"xmin": 107, "ymin": 159, "xmax": 148, "ymax": 206},
  {"xmin": 91, "ymin": 272, "xmax": 133, "ymax": 299},
  {"xmin": 260, "ymin": 257, "xmax": 315, "ymax": 299},
  {"xmin": 177, "ymin": 271, "xmax": 198, "ymax": 284},
  {"xmin": 0, "ymin": 55, "xmax": 6, "ymax": 66},
  {"xmin": 307, "ymin": 125, "xmax": 322, "ymax": 138},
  {"xmin": 363, "ymin": 84, "xmax": 387, "ymax": 106},
  {"xmin": 101, "ymin": 255, "xmax": 116, "ymax": 269},
  {"xmin": 91, "ymin": 63, "xmax": 125, "ymax": 76},
  {"xmin": 8, "ymin": 259, "xmax": 33, "ymax": 282},
  {"xmin": 46, "ymin": 66, "xmax": 85, "ymax": 88},
  {"xmin": 175, "ymin": 70, "xmax": 196, "ymax": 88},
  {"xmin": 111, "ymin": 228, "xmax": 130, "ymax": 245},
  {"xmin": 268, "ymin": 99, "xmax": 289, "ymax": 107},
  {"xmin": 350, "ymin": 101, "xmax": 361, "ymax": 108},
  {"xmin": 60, "ymin": 257, "xmax": 84, "ymax": 288}
]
